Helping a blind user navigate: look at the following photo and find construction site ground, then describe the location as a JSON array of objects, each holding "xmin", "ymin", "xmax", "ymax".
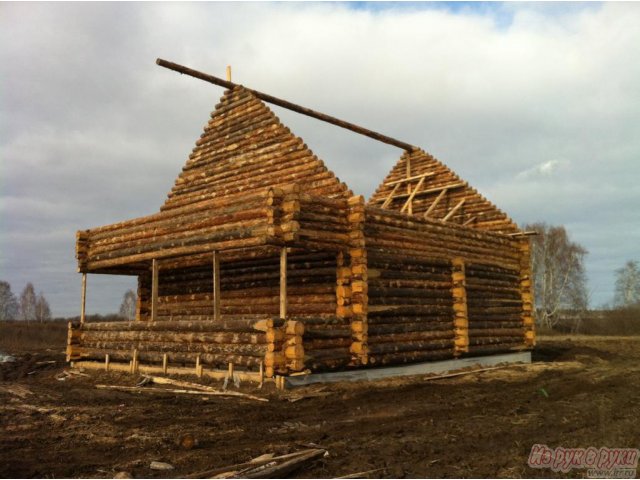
[{"xmin": 1, "ymin": 335, "xmax": 639, "ymax": 478}]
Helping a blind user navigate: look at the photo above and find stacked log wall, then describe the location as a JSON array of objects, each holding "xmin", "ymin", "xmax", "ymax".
[
  {"xmin": 363, "ymin": 206, "xmax": 528, "ymax": 364},
  {"xmin": 135, "ymin": 251, "xmax": 337, "ymax": 321},
  {"xmin": 67, "ymin": 318, "xmax": 284, "ymax": 373}
]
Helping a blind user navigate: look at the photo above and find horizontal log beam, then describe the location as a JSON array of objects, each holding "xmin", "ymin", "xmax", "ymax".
[{"xmin": 156, "ymin": 58, "xmax": 417, "ymax": 152}]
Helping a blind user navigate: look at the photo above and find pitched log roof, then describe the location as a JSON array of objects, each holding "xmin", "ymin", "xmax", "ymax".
[
  {"xmin": 162, "ymin": 86, "xmax": 352, "ymax": 212},
  {"xmin": 76, "ymin": 87, "xmax": 353, "ymax": 272},
  {"xmin": 368, "ymin": 149, "xmax": 519, "ymax": 234}
]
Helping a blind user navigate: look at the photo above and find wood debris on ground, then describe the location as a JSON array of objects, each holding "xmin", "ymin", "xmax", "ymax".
[
  {"xmin": 95, "ymin": 375, "xmax": 268, "ymax": 402},
  {"xmin": 186, "ymin": 448, "xmax": 328, "ymax": 479}
]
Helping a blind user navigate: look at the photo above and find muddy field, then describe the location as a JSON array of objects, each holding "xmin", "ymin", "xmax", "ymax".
[{"xmin": 1, "ymin": 335, "xmax": 639, "ymax": 479}]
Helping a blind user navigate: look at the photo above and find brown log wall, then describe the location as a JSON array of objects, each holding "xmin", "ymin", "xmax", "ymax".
[
  {"xmin": 363, "ymin": 206, "xmax": 527, "ymax": 365},
  {"xmin": 136, "ymin": 251, "xmax": 337, "ymax": 321}
]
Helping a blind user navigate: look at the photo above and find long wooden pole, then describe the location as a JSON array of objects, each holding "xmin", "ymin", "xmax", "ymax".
[
  {"xmin": 80, "ymin": 273, "xmax": 87, "ymax": 325},
  {"xmin": 156, "ymin": 58, "xmax": 416, "ymax": 152},
  {"xmin": 212, "ymin": 250, "xmax": 221, "ymax": 321},
  {"xmin": 151, "ymin": 259, "xmax": 159, "ymax": 321},
  {"xmin": 280, "ymin": 247, "xmax": 287, "ymax": 319}
]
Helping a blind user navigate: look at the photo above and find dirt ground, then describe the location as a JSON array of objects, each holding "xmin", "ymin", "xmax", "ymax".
[{"xmin": 1, "ymin": 336, "xmax": 639, "ymax": 479}]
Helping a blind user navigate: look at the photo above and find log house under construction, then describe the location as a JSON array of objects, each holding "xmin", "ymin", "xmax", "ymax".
[{"xmin": 68, "ymin": 59, "xmax": 535, "ymax": 383}]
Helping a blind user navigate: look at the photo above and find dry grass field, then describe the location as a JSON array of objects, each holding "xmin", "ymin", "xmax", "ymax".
[{"xmin": 1, "ymin": 321, "xmax": 639, "ymax": 478}]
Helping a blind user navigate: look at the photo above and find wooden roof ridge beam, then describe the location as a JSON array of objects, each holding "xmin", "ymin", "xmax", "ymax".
[
  {"xmin": 156, "ymin": 58, "xmax": 417, "ymax": 152},
  {"xmin": 384, "ymin": 171, "xmax": 436, "ymax": 186},
  {"xmin": 442, "ymin": 198, "xmax": 466, "ymax": 222}
]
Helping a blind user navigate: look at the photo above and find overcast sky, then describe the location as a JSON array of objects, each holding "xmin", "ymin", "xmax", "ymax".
[{"xmin": 1, "ymin": 2, "xmax": 639, "ymax": 316}]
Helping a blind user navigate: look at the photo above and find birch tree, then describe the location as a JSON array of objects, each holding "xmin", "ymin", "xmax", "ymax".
[
  {"xmin": 525, "ymin": 223, "xmax": 588, "ymax": 328},
  {"xmin": 119, "ymin": 289, "xmax": 137, "ymax": 320},
  {"xmin": 19, "ymin": 282, "xmax": 37, "ymax": 323},
  {"xmin": 0, "ymin": 281, "xmax": 19, "ymax": 320},
  {"xmin": 35, "ymin": 292, "xmax": 52, "ymax": 322},
  {"xmin": 614, "ymin": 260, "xmax": 640, "ymax": 307}
]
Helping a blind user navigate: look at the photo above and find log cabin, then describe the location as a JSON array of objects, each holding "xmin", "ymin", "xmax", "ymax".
[{"xmin": 68, "ymin": 60, "xmax": 535, "ymax": 382}]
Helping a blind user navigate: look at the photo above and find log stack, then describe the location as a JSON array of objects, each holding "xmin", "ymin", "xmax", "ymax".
[
  {"xmin": 465, "ymin": 262, "xmax": 526, "ymax": 354},
  {"xmin": 300, "ymin": 316, "xmax": 353, "ymax": 371},
  {"xmin": 67, "ymin": 318, "xmax": 281, "ymax": 371}
]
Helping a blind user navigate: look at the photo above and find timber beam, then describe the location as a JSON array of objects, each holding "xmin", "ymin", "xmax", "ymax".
[{"xmin": 156, "ymin": 58, "xmax": 417, "ymax": 152}]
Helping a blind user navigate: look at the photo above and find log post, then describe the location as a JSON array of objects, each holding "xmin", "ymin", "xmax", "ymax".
[
  {"xmin": 151, "ymin": 259, "xmax": 159, "ymax": 322},
  {"xmin": 519, "ymin": 239, "xmax": 536, "ymax": 347},
  {"xmin": 65, "ymin": 321, "xmax": 74, "ymax": 362},
  {"xmin": 212, "ymin": 250, "xmax": 221, "ymax": 321},
  {"xmin": 196, "ymin": 354, "xmax": 203, "ymax": 377},
  {"xmin": 80, "ymin": 273, "xmax": 87, "ymax": 325},
  {"xmin": 451, "ymin": 258, "xmax": 469, "ymax": 355},
  {"xmin": 347, "ymin": 195, "xmax": 368, "ymax": 365},
  {"xmin": 284, "ymin": 320, "xmax": 305, "ymax": 372},
  {"xmin": 105, "ymin": 354, "xmax": 110, "ymax": 372},
  {"xmin": 280, "ymin": 247, "xmax": 287, "ymax": 319},
  {"xmin": 162, "ymin": 353, "xmax": 168, "ymax": 374},
  {"xmin": 406, "ymin": 155, "xmax": 412, "ymax": 215}
]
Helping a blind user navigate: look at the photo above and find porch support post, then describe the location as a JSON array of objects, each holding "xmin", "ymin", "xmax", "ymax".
[
  {"xmin": 212, "ymin": 250, "xmax": 221, "ymax": 321},
  {"xmin": 80, "ymin": 273, "xmax": 87, "ymax": 325},
  {"xmin": 280, "ymin": 247, "xmax": 287, "ymax": 319},
  {"xmin": 151, "ymin": 259, "xmax": 159, "ymax": 322}
]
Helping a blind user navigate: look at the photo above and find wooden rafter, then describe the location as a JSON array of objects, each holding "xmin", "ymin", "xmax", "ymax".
[
  {"xmin": 442, "ymin": 199, "xmax": 466, "ymax": 222},
  {"xmin": 424, "ymin": 188, "xmax": 448, "ymax": 218},
  {"xmin": 400, "ymin": 176, "xmax": 426, "ymax": 213},
  {"xmin": 151, "ymin": 259, "xmax": 159, "ymax": 321},
  {"xmin": 462, "ymin": 216, "xmax": 477, "ymax": 226},
  {"xmin": 381, "ymin": 183, "xmax": 400, "ymax": 208}
]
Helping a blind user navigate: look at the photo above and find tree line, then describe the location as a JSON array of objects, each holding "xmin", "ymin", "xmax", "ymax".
[{"xmin": 0, "ymin": 281, "xmax": 51, "ymax": 322}]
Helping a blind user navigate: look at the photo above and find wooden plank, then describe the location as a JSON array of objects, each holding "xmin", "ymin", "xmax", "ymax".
[
  {"xmin": 400, "ymin": 176, "xmax": 426, "ymax": 214},
  {"xmin": 384, "ymin": 171, "xmax": 435, "ymax": 186},
  {"xmin": 280, "ymin": 247, "xmax": 287, "ymax": 319},
  {"xmin": 151, "ymin": 259, "xmax": 159, "ymax": 321},
  {"xmin": 212, "ymin": 250, "xmax": 221, "ymax": 321},
  {"xmin": 442, "ymin": 199, "xmax": 466, "ymax": 222},
  {"xmin": 80, "ymin": 273, "xmax": 87, "ymax": 325},
  {"xmin": 284, "ymin": 351, "xmax": 532, "ymax": 387}
]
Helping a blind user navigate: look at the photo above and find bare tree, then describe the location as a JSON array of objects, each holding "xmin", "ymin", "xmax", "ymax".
[
  {"xmin": 35, "ymin": 292, "xmax": 52, "ymax": 322},
  {"xmin": 19, "ymin": 282, "xmax": 37, "ymax": 323},
  {"xmin": 119, "ymin": 289, "xmax": 137, "ymax": 320},
  {"xmin": 0, "ymin": 281, "xmax": 19, "ymax": 320},
  {"xmin": 614, "ymin": 260, "xmax": 640, "ymax": 307},
  {"xmin": 525, "ymin": 223, "xmax": 588, "ymax": 328}
]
